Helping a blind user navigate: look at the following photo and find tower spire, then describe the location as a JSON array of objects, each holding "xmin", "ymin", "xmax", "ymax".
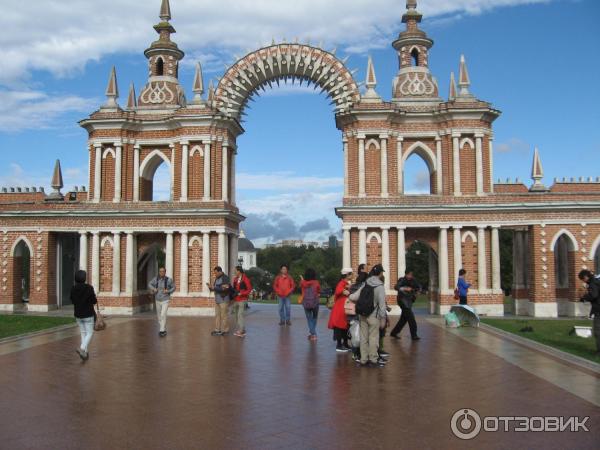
[
  {"xmin": 127, "ymin": 82, "xmax": 137, "ymax": 109},
  {"xmin": 46, "ymin": 159, "xmax": 64, "ymax": 201},
  {"xmin": 103, "ymin": 66, "xmax": 120, "ymax": 109},
  {"xmin": 159, "ymin": 0, "xmax": 172, "ymax": 22},
  {"xmin": 192, "ymin": 62, "xmax": 205, "ymax": 104},
  {"xmin": 530, "ymin": 147, "xmax": 547, "ymax": 191},
  {"xmin": 457, "ymin": 54, "xmax": 473, "ymax": 98},
  {"xmin": 362, "ymin": 56, "xmax": 381, "ymax": 103},
  {"xmin": 449, "ymin": 72, "xmax": 457, "ymax": 101}
]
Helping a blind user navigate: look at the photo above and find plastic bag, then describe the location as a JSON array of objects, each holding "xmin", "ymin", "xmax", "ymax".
[{"xmin": 349, "ymin": 320, "xmax": 360, "ymax": 348}]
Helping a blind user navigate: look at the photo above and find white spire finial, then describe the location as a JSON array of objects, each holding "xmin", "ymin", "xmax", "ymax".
[
  {"xmin": 127, "ymin": 82, "xmax": 137, "ymax": 109},
  {"xmin": 192, "ymin": 62, "xmax": 205, "ymax": 104},
  {"xmin": 362, "ymin": 56, "xmax": 381, "ymax": 102},
  {"xmin": 458, "ymin": 54, "xmax": 472, "ymax": 97},
  {"xmin": 104, "ymin": 66, "xmax": 119, "ymax": 108},
  {"xmin": 530, "ymin": 147, "xmax": 547, "ymax": 191}
]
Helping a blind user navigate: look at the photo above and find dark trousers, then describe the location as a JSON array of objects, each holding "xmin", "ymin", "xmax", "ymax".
[
  {"xmin": 459, "ymin": 296, "xmax": 467, "ymax": 305},
  {"xmin": 391, "ymin": 302, "xmax": 418, "ymax": 338},
  {"xmin": 594, "ymin": 315, "xmax": 600, "ymax": 352}
]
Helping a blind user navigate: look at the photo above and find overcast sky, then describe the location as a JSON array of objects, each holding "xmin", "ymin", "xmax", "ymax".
[{"xmin": 0, "ymin": 0, "xmax": 598, "ymax": 247}]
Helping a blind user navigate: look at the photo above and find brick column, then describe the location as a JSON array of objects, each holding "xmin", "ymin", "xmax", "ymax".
[
  {"xmin": 380, "ymin": 134, "xmax": 388, "ymax": 198},
  {"xmin": 342, "ymin": 227, "xmax": 351, "ymax": 268},
  {"xmin": 79, "ymin": 232, "xmax": 88, "ymax": 272},
  {"xmin": 343, "ymin": 137, "xmax": 349, "ymax": 197},
  {"xmin": 93, "ymin": 145, "xmax": 102, "ymax": 202},
  {"xmin": 202, "ymin": 232, "xmax": 211, "ymax": 293},
  {"xmin": 475, "ymin": 134, "xmax": 484, "ymax": 196},
  {"xmin": 165, "ymin": 231, "xmax": 174, "ymax": 279},
  {"xmin": 203, "ymin": 141, "xmax": 211, "ymax": 201},
  {"xmin": 358, "ymin": 135, "xmax": 366, "ymax": 197},
  {"xmin": 397, "ymin": 137, "xmax": 404, "ymax": 195},
  {"xmin": 358, "ymin": 227, "xmax": 367, "ymax": 265},
  {"xmin": 477, "ymin": 226, "xmax": 488, "ymax": 292},
  {"xmin": 125, "ymin": 232, "xmax": 135, "ymax": 295},
  {"xmin": 181, "ymin": 142, "xmax": 189, "ymax": 202},
  {"xmin": 397, "ymin": 227, "xmax": 406, "ymax": 278},
  {"xmin": 180, "ymin": 231, "xmax": 189, "ymax": 295},
  {"xmin": 222, "ymin": 142, "xmax": 229, "ymax": 202},
  {"xmin": 438, "ymin": 227, "xmax": 449, "ymax": 294},
  {"xmin": 436, "ymin": 137, "xmax": 443, "ymax": 194},
  {"xmin": 452, "ymin": 133, "xmax": 461, "ymax": 196},
  {"xmin": 114, "ymin": 143, "xmax": 122, "ymax": 202},
  {"xmin": 133, "ymin": 145, "xmax": 140, "ymax": 202},
  {"xmin": 491, "ymin": 226, "xmax": 501, "ymax": 293},
  {"xmin": 453, "ymin": 226, "xmax": 463, "ymax": 287},
  {"xmin": 382, "ymin": 227, "xmax": 390, "ymax": 289},
  {"xmin": 112, "ymin": 231, "xmax": 121, "ymax": 295},
  {"xmin": 91, "ymin": 232, "xmax": 100, "ymax": 293}
]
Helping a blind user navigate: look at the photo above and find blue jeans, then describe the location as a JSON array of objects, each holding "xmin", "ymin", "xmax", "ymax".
[
  {"xmin": 278, "ymin": 296, "xmax": 291, "ymax": 322},
  {"xmin": 304, "ymin": 306, "xmax": 319, "ymax": 336},
  {"xmin": 76, "ymin": 316, "xmax": 94, "ymax": 352}
]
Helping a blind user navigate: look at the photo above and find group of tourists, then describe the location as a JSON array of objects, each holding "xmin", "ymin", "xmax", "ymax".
[{"xmin": 69, "ymin": 261, "xmax": 600, "ymax": 363}]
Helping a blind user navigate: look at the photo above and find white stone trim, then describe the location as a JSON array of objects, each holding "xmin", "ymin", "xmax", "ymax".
[
  {"xmin": 589, "ymin": 233, "xmax": 600, "ymax": 260},
  {"xmin": 358, "ymin": 137, "xmax": 366, "ymax": 197},
  {"xmin": 79, "ymin": 232, "xmax": 88, "ymax": 272},
  {"xmin": 203, "ymin": 142, "xmax": 211, "ymax": 201},
  {"xmin": 202, "ymin": 233, "xmax": 211, "ymax": 293},
  {"xmin": 139, "ymin": 149, "xmax": 171, "ymax": 180},
  {"xmin": 461, "ymin": 230, "xmax": 477, "ymax": 243},
  {"xmin": 180, "ymin": 232, "xmax": 189, "ymax": 295},
  {"xmin": 549, "ymin": 229, "xmax": 579, "ymax": 252},
  {"xmin": 365, "ymin": 138, "xmax": 380, "ymax": 150},
  {"xmin": 381, "ymin": 137, "xmax": 388, "ymax": 198},
  {"xmin": 435, "ymin": 139, "xmax": 443, "ymax": 195},
  {"xmin": 100, "ymin": 236, "xmax": 114, "ymax": 248},
  {"xmin": 438, "ymin": 227, "xmax": 449, "ymax": 293},
  {"xmin": 398, "ymin": 228, "xmax": 406, "ymax": 278},
  {"xmin": 181, "ymin": 143, "xmax": 189, "ymax": 202},
  {"xmin": 477, "ymin": 227, "xmax": 487, "ymax": 291},
  {"xmin": 190, "ymin": 145, "xmax": 203, "ymax": 157},
  {"xmin": 459, "ymin": 137, "xmax": 475, "ymax": 150},
  {"xmin": 102, "ymin": 147, "xmax": 116, "ymax": 159},
  {"xmin": 358, "ymin": 228, "xmax": 367, "ymax": 264},
  {"xmin": 188, "ymin": 235, "xmax": 203, "ymax": 248},
  {"xmin": 382, "ymin": 228, "xmax": 390, "ymax": 289},
  {"xmin": 402, "ymin": 141, "xmax": 436, "ymax": 172},
  {"xmin": 452, "ymin": 135, "xmax": 461, "ymax": 195},
  {"xmin": 527, "ymin": 302, "xmax": 558, "ymax": 318},
  {"xmin": 342, "ymin": 229, "xmax": 351, "ymax": 268},
  {"xmin": 10, "ymin": 236, "xmax": 34, "ymax": 258},
  {"xmin": 133, "ymin": 146, "xmax": 140, "ymax": 202},
  {"xmin": 366, "ymin": 231, "xmax": 382, "ymax": 244},
  {"xmin": 112, "ymin": 232, "xmax": 121, "ymax": 295},
  {"xmin": 167, "ymin": 307, "xmax": 215, "ymax": 317}
]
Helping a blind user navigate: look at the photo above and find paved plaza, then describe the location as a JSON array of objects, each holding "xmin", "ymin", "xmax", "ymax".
[{"xmin": 1, "ymin": 305, "xmax": 598, "ymax": 449}]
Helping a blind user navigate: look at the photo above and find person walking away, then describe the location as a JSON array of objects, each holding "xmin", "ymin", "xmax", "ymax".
[
  {"xmin": 232, "ymin": 266, "xmax": 252, "ymax": 338},
  {"xmin": 355, "ymin": 264, "xmax": 387, "ymax": 367},
  {"xmin": 390, "ymin": 270, "xmax": 421, "ymax": 341},
  {"xmin": 71, "ymin": 270, "xmax": 98, "ymax": 361},
  {"xmin": 348, "ymin": 268, "xmax": 368, "ymax": 361},
  {"xmin": 149, "ymin": 267, "xmax": 176, "ymax": 337},
  {"xmin": 456, "ymin": 269, "xmax": 472, "ymax": 305},
  {"xmin": 579, "ymin": 270, "xmax": 600, "ymax": 355},
  {"xmin": 274, "ymin": 264, "xmax": 296, "ymax": 326},
  {"xmin": 208, "ymin": 266, "xmax": 231, "ymax": 336},
  {"xmin": 328, "ymin": 268, "xmax": 353, "ymax": 352},
  {"xmin": 300, "ymin": 268, "xmax": 321, "ymax": 340}
]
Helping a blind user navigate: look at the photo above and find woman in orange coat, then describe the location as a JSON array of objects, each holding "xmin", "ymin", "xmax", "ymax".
[{"xmin": 328, "ymin": 268, "xmax": 353, "ymax": 352}]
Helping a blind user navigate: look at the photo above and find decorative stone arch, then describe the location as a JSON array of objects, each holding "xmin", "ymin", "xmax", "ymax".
[
  {"xmin": 188, "ymin": 236, "xmax": 203, "ymax": 248},
  {"xmin": 10, "ymin": 236, "xmax": 34, "ymax": 258},
  {"xmin": 102, "ymin": 147, "xmax": 116, "ymax": 159},
  {"xmin": 365, "ymin": 138, "xmax": 381, "ymax": 151},
  {"xmin": 461, "ymin": 231, "xmax": 478, "ymax": 243},
  {"xmin": 101, "ymin": 236, "xmax": 114, "ymax": 248},
  {"xmin": 459, "ymin": 137, "xmax": 475, "ymax": 150},
  {"xmin": 367, "ymin": 231, "xmax": 382, "ymax": 244},
  {"xmin": 189, "ymin": 145, "xmax": 204, "ymax": 157},
  {"xmin": 215, "ymin": 43, "xmax": 360, "ymax": 120},
  {"xmin": 550, "ymin": 229, "xmax": 579, "ymax": 252},
  {"xmin": 402, "ymin": 141, "xmax": 437, "ymax": 172},
  {"xmin": 589, "ymin": 234, "xmax": 600, "ymax": 261}
]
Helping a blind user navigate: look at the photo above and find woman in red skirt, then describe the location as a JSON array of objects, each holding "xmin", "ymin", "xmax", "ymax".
[{"xmin": 328, "ymin": 268, "xmax": 353, "ymax": 352}]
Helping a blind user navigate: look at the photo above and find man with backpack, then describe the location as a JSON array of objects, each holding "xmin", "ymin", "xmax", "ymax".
[
  {"xmin": 390, "ymin": 270, "xmax": 421, "ymax": 341},
  {"xmin": 300, "ymin": 268, "xmax": 321, "ymax": 341},
  {"xmin": 353, "ymin": 264, "xmax": 387, "ymax": 367},
  {"xmin": 579, "ymin": 270, "xmax": 600, "ymax": 355},
  {"xmin": 148, "ymin": 267, "xmax": 176, "ymax": 337}
]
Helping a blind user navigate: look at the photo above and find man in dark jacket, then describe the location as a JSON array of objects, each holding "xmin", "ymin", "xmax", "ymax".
[
  {"xmin": 208, "ymin": 266, "xmax": 231, "ymax": 336},
  {"xmin": 390, "ymin": 270, "xmax": 421, "ymax": 341},
  {"xmin": 579, "ymin": 270, "xmax": 600, "ymax": 354}
]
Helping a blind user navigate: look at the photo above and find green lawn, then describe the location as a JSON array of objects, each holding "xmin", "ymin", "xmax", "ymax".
[
  {"xmin": 482, "ymin": 318, "xmax": 599, "ymax": 364},
  {"xmin": 0, "ymin": 315, "xmax": 75, "ymax": 339}
]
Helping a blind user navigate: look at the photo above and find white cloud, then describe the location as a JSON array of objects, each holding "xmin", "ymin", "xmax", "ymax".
[
  {"xmin": 0, "ymin": 163, "xmax": 88, "ymax": 191},
  {"xmin": 237, "ymin": 172, "xmax": 343, "ymax": 191},
  {"xmin": 496, "ymin": 137, "xmax": 530, "ymax": 154},
  {"xmin": 0, "ymin": 0, "xmax": 554, "ymax": 85},
  {"xmin": 0, "ymin": 89, "xmax": 96, "ymax": 132}
]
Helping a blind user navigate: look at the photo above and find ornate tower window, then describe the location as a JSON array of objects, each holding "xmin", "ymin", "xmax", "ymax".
[
  {"xmin": 411, "ymin": 48, "xmax": 420, "ymax": 67},
  {"xmin": 156, "ymin": 57, "xmax": 165, "ymax": 76}
]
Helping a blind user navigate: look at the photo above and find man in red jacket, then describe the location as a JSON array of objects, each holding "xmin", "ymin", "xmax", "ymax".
[
  {"xmin": 232, "ymin": 266, "xmax": 253, "ymax": 338},
  {"xmin": 273, "ymin": 264, "xmax": 296, "ymax": 326}
]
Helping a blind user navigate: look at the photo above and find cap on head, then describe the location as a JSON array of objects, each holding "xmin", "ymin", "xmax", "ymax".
[{"xmin": 341, "ymin": 268, "xmax": 353, "ymax": 275}]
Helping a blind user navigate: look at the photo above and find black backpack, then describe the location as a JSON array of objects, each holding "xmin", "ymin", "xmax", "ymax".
[{"xmin": 355, "ymin": 284, "xmax": 375, "ymax": 317}]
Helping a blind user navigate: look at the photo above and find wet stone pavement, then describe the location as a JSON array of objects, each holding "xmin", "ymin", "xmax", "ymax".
[{"xmin": 0, "ymin": 304, "xmax": 598, "ymax": 450}]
